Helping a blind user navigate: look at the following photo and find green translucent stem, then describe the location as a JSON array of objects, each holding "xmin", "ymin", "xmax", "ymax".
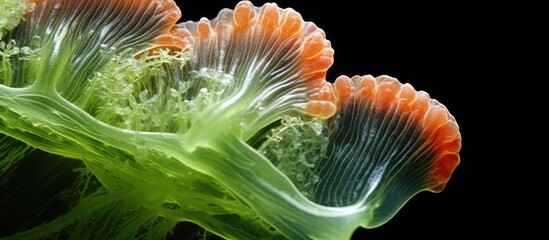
[
  {"xmin": 0, "ymin": 86, "xmax": 369, "ymax": 239},
  {"xmin": 191, "ymin": 136, "xmax": 361, "ymax": 239},
  {"xmin": 0, "ymin": 87, "xmax": 282, "ymax": 239}
]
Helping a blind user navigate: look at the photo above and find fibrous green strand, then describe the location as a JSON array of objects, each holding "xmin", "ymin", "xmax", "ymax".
[{"xmin": 256, "ymin": 116, "xmax": 329, "ymax": 199}]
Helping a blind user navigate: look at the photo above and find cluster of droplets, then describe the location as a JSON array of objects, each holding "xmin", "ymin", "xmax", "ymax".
[
  {"xmin": 190, "ymin": 68, "xmax": 233, "ymax": 96},
  {"xmin": 81, "ymin": 49, "xmax": 236, "ymax": 134},
  {"xmin": 185, "ymin": 67, "xmax": 234, "ymax": 111},
  {"xmin": 0, "ymin": 0, "xmax": 33, "ymax": 40},
  {"xmin": 0, "ymin": 39, "xmax": 40, "ymax": 87},
  {"xmin": 257, "ymin": 116, "xmax": 328, "ymax": 199}
]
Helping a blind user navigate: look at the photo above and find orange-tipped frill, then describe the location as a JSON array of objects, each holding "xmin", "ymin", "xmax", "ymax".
[
  {"xmin": 148, "ymin": 0, "xmax": 194, "ymax": 52},
  {"xmin": 314, "ymin": 74, "xmax": 460, "ymax": 208},
  {"xmin": 331, "ymin": 75, "xmax": 461, "ymax": 193},
  {"xmin": 178, "ymin": 1, "xmax": 335, "ymax": 118}
]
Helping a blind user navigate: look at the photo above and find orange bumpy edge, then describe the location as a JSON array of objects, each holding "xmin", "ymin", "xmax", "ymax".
[
  {"xmin": 246, "ymin": 1, "xmax": 336, "ymax": 118},
  {"xmin": 184, "ymin": 1, "xmax": 336, "ymax": 118},
  {"xmin": 333, "ymin": 75, "xmax": 461, "ymax": 192},
  {"xmin": 144, "ymin": 0, "xmax": 194, "ymax": 54},
  {"xmin": 226, "ymin": 1, "xmax": 337, "ymax": 119},
  {"xmin": 179, "ymin": 1, "xmax": 336, "ymax": 118},
  {"xmin": 298, "ymin": 13, "xmax": 336, "ymax": 119},
  {"xmin": 424, "ymin": 103, "xmax": 461, "ymax": 192}
]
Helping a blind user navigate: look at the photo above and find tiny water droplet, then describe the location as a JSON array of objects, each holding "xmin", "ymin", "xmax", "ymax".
[{"xmin": 313, "ymin": 175, "xmax": 319, "ymax": 183}]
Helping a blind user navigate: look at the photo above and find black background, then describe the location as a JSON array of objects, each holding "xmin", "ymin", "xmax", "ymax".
[{"xmin": 172, "ymin": 1, "xmax": 546, "ymax": 239}]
